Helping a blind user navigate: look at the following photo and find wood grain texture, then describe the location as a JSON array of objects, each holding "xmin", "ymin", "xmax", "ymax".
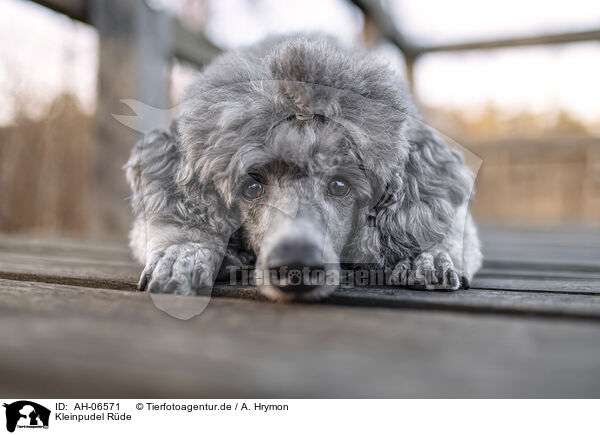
[
  {"xmin": 1, "ymin": 227, "xmax": 599, "ymax": 397},
  {"xmin": 0, "ymin": 228, "xmax": 598, "ymax": 318},
  {"xmin": 1, "ymin": 279, "xmax": 599, "ymax": 398}
]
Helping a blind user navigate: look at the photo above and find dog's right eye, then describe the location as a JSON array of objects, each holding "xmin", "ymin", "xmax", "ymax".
[
  {"xmin": 243, "ymin": 181, "xmax": 265, "ymax": 200},
  {"xmin": 327, "ymin": 178, "xmax": 351, "ymax": 197}
]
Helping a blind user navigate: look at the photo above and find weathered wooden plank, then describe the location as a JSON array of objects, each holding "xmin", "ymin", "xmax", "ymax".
[
  {"xmin": 259, "ymin": 289, "xmax": 600, "ymax": 318},
  {"xmin": 484, "ymin": 246, "xmax": 600, "ymax": 264},
  {"xmin": 3, "ymin": 228, "xmax": 597, "ymax": 273},
  {"xmin": 0, "ymin": 232, "xmax": 140, "ymax": 287},
  {"xmin": 0, "ymin": 233, "xmax": 131, "ymax": 258},
  {"xmin": 483, "ymin": 239, "xmax": 600, "ymax": 253},
  {"xmin": 482, "ymin": 249, "xmax": 600, "ymax": 269},
  {"xmin": 470, "ymin": 276, "xmax": 600, "ymax": 294},
  {"xmin": 483, "ymin": 260, "xmax": 600, "ymax": 276},
  {"xmin": 0, "ymin": 251, "xmax": 139, "ymax": 289},
  {"xmin": 1, "ymin": 266, "xmax": 597, "ymax": 317},
  {"xmin": 480, "ymin": 226, "xmax": 600, "ymax": 248},
  {"xmin": 1, "ymin": 228, "xmax": 598, "ymax": 301},
  {"xmin": 3, "ymin": 249, "xmax": 598, "ymax": 291},
  {"xmin": 2, "ymin": 245, "xmax": 599, "ymax": 301},
  {"xmin": 211, "ymin": 284, "xmax": 600, "ymax": 318},
  {"xmin": 1, "ymin": 279, "xmax": 599, "ymax": 398},
  {"xmin": 478, "ymin": 267, "xmax": 600, "ymax": 280},
  {"xmin": 328, "ymin": 286, "xmax": 600, "ymax": 318},
  {"xmin": 480, "ymin": 227, "xmax": 600, "ymax": 269}
]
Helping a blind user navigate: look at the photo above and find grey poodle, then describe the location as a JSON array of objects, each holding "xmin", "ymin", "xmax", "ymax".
[{"xmin": 125, "ymin": 35, "xmax": 482, "ymax": 301}]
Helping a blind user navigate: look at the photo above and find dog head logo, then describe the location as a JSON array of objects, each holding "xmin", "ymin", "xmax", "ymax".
[{"xmin": 3, "ymin": 401, "xmax": 50, "ymax": 433}]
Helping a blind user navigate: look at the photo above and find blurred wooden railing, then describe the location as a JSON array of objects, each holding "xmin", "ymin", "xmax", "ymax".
[
  {"xmin": 352, "ymin": 0, "xmax": 600, "ymax": 92},
  {"xmin": 352, "ymin": 0, "xmax": 600, "ymax": 226},
  {"xmin": 9, "ymin": 0, "xmax": 598, "ymax": 236},
  {"xmin": 469, "ymin": 137, "xmax": 600, "ymax": 224},
  {"xmin": 28, "ymin": 0, "xmax": 221, "ymax": 234}
]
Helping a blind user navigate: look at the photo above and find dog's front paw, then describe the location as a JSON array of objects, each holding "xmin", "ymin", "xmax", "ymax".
[
  {"xmin": 138, "ymin": 243, "xmax": 218, "ymax": 295},
  {"xmin": 409, "ymin": 252, "xmax": 461, "ymax": 291}
]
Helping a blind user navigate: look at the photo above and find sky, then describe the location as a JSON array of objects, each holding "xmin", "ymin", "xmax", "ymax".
[
  {"xmin": 0, "ymin": 0, "xmax": 599, "ymax": 125},
  {"xmin": 0, "ymin": 0, "xmax": 98, "ymax": 122}
]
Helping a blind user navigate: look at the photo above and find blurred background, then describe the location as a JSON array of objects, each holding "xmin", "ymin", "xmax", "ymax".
[{"xmin": 0, "ymin": 0, "xmax": 599, "ymax": 237}]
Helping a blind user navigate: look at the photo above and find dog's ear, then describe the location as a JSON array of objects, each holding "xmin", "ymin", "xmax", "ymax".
[
  {"xmin": 404, "ymin": 121, "xmax": 473, "ymax": 206},
  {"xmin": 125, "ymin": 123, "xmax": 238, "ymax": 233},
  {"xmin": 352, "ymin": 121, "xmax": 473, "ymax": 266},
  {"xmin": 124, "ymin": 125, "xmax": 184, "ymax": 217}
]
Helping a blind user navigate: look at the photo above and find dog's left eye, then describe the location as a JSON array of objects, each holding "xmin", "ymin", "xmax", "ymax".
[
  {"xmin": 327, "ymin": 178, "xmax": 351, "ymax": 197},
  {"xmin": 243, "ymin": 181, "xmax": 265, "ymax": 200}
]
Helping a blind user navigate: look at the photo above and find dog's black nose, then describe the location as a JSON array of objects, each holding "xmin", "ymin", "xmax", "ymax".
[
  {"xmin": 266, "ymin": 241, "xmax": 326, "ymax": 293},
  {"xmin": 268, "ymin": 264, "xmax": 326, "ymax": 294},
  {"xmin": 266, "ymin": 240, "xmax": 323, "ymax": 269}
]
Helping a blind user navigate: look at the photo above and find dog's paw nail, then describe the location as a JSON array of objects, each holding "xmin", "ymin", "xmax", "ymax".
[
  {"xmin": 430, "ymin": 270, "xmax": 438, "ymax": 285},
  {"xmin": 138, "ymin": 273, "xmax": 149, "ymax": 291},
  {"xmin": 447, "ymin": 270, "xmax": 460, "ymax": 289},
  {"xmin": 461, "ymin": 276, "xmax": 471, "ymax": 289},
  {"xmin": 191, "ymin": 269, "xmax": 202, "ymax": 289}
]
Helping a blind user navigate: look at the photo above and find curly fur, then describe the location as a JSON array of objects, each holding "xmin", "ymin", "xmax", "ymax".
[{"xmin": 125, "ymin": 35, "xmax": 482, "ymax": 301}]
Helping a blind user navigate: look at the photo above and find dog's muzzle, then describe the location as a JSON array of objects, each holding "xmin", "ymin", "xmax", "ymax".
[{"xmin": 256, "ymin": 203, "xmax": 339, "ymax": 300}]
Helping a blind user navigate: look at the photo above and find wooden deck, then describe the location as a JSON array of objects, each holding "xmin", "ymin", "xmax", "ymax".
[{"xmin": 0, "ymin": 226, "xmax": 599, "ymax": 398}]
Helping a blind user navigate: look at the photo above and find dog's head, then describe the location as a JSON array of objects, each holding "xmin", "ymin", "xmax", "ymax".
[
  {"xmin": 230, "ymin": 115, "xmax": 383, "ymax": 300},
  {"xmin": 174, "ymin": 36, "xmax": 462, "ymax": 300}
]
